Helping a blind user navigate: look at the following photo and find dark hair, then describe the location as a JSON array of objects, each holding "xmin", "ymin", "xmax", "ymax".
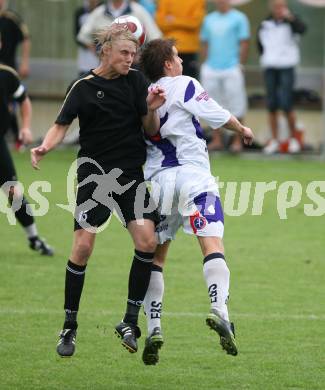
[{"xmin": 140, "ymin": 39, "xmax": 175, "ymax": 82}]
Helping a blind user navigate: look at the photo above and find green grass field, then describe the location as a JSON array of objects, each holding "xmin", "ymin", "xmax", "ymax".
[{"xmin": 0, "ymin": 150, "xmax": 324, "ymax": 390}]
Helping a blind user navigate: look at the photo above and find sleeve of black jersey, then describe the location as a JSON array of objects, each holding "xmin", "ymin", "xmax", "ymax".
[
  {"xmin": 14, "ymin": 88, "xmax": 27, "ymax": 103},
  {"xmin": 10, "ymin": 10, "xmax": 29, "ymax": 42},
  {"xmin": 8, "ymin": 72, "xmax": 20, "ymax": 94},
  {"xmin": 55, "ymin": 81, "xmax": 80, "ymax": 125},
  {"xmin": 135, "ymin": 70, "xmax": 149, "ymax": 117},
  {"xmin": 8, "ymin": 71, "xmax": 27, "ymax": 103}
]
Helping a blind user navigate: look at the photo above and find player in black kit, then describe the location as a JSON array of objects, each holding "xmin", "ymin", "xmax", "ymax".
[
  {"xmin": 0, "ymin": 0, "xmax": 31, "ymax": 149},
  {"xmin": 31, "ymin": 25, "xmax": 165, "ymax": 357},
  {"xmin": 0, "ymin": 64, "xmax": 53, "ymax": 255}
]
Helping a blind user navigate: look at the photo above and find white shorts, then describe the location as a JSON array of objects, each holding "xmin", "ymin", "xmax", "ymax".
[
  {"xmin": 150, "ymin": 165, "xmax": 224, "ymax": 244},
  {"xmin": 200, "ymin": 64, "xmax": 247, "ymax": 119}
]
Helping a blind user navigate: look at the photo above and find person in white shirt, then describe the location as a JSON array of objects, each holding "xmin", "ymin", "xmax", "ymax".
[
  {"xmin": 257, "ymin": 0, "xmax": 306, "ymax": 154},
  {"xmin": 77, "ymin": 0, "xmax": 161, "ymax": 51},
  {"xmin": 139, "ymin": 38, "xmax": 254, "ymax": 365},
  {"xmin": 200, "ymin": 0, "xmax": 250, "ymax": 153}
]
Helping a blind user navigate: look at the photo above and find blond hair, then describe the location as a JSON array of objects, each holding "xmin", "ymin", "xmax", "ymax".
[{"xmin": 95, "ymin": 24, "xmax": 138, "ymax": 57}]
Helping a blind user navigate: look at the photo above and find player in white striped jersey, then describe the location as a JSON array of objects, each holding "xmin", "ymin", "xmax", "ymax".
[
  {"xmin": 140, "ymin": 39, "xmax": 254, "ymax": 365},
  {"xmin": 144, "ymin": 74, "xmax": 229, "ymax": 178}
]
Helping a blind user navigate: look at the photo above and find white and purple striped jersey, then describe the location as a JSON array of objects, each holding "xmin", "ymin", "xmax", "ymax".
[{"xmin": 144, "ymin": 75, "xmax": 231, "ymax": 179}]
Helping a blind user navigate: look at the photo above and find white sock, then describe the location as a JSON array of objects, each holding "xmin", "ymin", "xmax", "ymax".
[
  {"xmin": 24, "ymin": 223, "xmax": 38, "ymax": 239},
  {"xmin": 203, "ymin": 253, "xmax": 230, "ymax": 322},
  {"xmin": 143, "ymin": 268, "xmax": 164, "ymax": 335}
]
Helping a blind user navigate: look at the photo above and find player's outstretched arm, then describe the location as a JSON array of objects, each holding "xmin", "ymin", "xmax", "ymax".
[
  {"xmin": 223, "ymin": 115, "xmax": 254, "ymax": 146},
  {"xmin": 31, "ymin": 124, "xmax": 69, "ymax": 170}
]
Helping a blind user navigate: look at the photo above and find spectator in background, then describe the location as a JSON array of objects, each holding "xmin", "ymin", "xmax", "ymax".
[
  {"xmin": 74, "ymin": 0, "xmax": 102, "ymax": 76},
  {"xmin": 200, "ymin": 0, "xmax": 250, "ymax": 153},
  {"xmin": 77, "ymin": 0, "xmax": 161, "ymax": 52},
  {"xmin": 0, "ymin": 0, "xmax": 30, "ymax": 76},
  {"xmin": 258, "ymin": 0, "xmax": 307, "ymax": 155},
  {"xmin": 0, "ymin": 64, "xmax": 53, "ymax": 256},
  {"xmin": 155, "ymin": 0, "xmax": 205, "ymax": 79},
  {"xmin": 133, "ymin": 0, "xmax": 156, "ymax": 17},
  {"xmin": 0, "ymin": 0, "xmax": 31, "ymax": 150}
]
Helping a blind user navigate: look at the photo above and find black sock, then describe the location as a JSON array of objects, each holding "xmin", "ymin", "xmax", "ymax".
[
  {"xmin": 152, "ymin": 264, "xmax": 163, "ymax": 273},
  {"xmin": 123, "ymin": 250, "xmax": 154, "ymax": 325},
  {"xmin": 63, "ymin": 260, "xmax": 87, "ymax": 329},
  {"xmin": 13, "ymin": 196, "xmax": 34, "ymax": 227},
  {"xmin": 64, "ymin": 310, "xmax": 78, "ymax": 330}
]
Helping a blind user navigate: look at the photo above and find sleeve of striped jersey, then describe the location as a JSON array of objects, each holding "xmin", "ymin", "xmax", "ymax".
[
  {"xmin": 179, "ymin": 77, "xmax": 231, "ymax": 130},
  {"xmin": 55, "ymin": 83, "xmax": 80, "ymax": 125}
]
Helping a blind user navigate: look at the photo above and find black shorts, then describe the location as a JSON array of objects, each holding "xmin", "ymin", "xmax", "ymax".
[
  {"xmin": 0, "ymin": 136, "xmax": 17, "ymax": 187},
  {"xmin": 74, "ymin": 166, "xmax": 158, "ymax": 231}
]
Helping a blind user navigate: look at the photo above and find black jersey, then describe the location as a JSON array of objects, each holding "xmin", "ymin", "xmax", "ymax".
[
  {"xmin": 0, "ymin": 9, "xmax": 29, "ymax": 68},
  {"xmin": 55, "ymin": 69, "xmax": 149, "ymax": 170},
  {"xmin": 0, "ymin": 64, "xmax": 26, "ymax": 135}
]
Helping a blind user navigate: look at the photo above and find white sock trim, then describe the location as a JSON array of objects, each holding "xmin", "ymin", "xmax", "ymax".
[{"xmin": 24, "ymin": 223, "xmax": 38, "ymax": 239}]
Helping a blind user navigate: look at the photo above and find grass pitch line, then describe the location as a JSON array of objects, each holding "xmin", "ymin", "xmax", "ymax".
[{"xmin": 0, "ymin": 309, "xmax": 324, "ymax": 320}]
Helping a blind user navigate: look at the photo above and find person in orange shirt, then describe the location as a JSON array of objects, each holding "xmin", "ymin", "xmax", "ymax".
[{"xmin": 155, "ymin": 0, "xmax": 205, "ymax": 78}]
